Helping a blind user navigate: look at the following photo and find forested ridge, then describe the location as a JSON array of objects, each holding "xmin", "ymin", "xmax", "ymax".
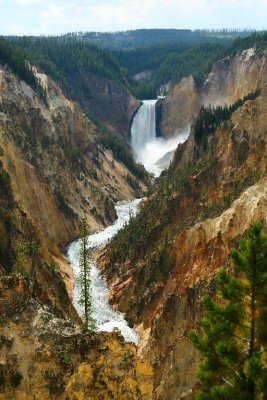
[
  {"xmin": 7, "ymin": 30, "xmax": 267, "ymax": 101},
  {"xmin": 115, "ymin": 42, "xmax": 230, "ymax": 98},
  {"xmin": 111, "ymin": 31, "xmax": 267, "ymax": 98},
  {"xmin": 68, "ymin": 28, "xmax": 255, "ymax": 50},
  {"xmin": 0, "ymin": 37, "xmax": 46, "ymax": 100},
  {"xmin": 9, "ymin": 36, "xmax": 126, "ymax": 96}
]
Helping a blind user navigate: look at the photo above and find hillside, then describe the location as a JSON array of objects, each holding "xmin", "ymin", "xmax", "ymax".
[
  {"xmin": 100, "ymin": 55, "xmax": 267, "ymax": 398},
  {"xmin": 0, "ymin": 38, "xmax": 154, "ymax": 399},
  {"xmin": 111, "ymin": 31, "xmax": 267, "ymax": 99},
  {"xmin": 0, "ymin": 37, "xmax": 149, "ymax": 304},
  {"xmin": 75, "ymin": 29, "xmax": 254, "ymax": 50},
  {"xmin": 9, "ymin": 36, "xmax": 139, "ymax": 138}
]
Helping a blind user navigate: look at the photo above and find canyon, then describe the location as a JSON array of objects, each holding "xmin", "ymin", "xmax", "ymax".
[
  {"xmin": 157, "ymin": 48, "xmax": 267, "ymax": 139},
  {"xmin": 0, "ymin": 56, "xmax": 152, "ymax": 398},
  {"xmin": 100, "ymin": 48, "xmax": 267, "ymax": 399},
  {"xmin": 1, "ymin": 36, "xmax": 267, "ymax": 400}
]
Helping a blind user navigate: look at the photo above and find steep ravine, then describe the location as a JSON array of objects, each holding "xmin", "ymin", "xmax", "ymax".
[
  {"xmin": 100, "ymin": 85, "xmax": 267, "ymax": 399},
  {"xmin": 0, "ymin": 63, "xmax": 148, "ymax": 295},
  {"xmin": 0, "ymin": 63, "xmax": 153, "ymax": 398}
]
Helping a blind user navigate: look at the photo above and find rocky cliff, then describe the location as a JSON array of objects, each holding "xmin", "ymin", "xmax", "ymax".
[
  {"xmin": 0, "ymin": 64, "xmax": 147, "ymax": 270},
  {"xmin": 0, "ymin": 276, "xmax": 153, "ymax": 400},
  {"xmin": 0, "ymin": 62, "xmax": 153, "ymax": 398},
  {"xmin": 156, "ymin": 76, "xmax": 198, "ymax": 138},
  {"xmin": 0, "ymin": 60, "xmax": 149, "ymax": 321},
  {"xmin": 158, "ymin": 48, "xmax": 267, "ymax": 138},
  {"xmin": 70, "ymin": 71, "xmax": 140, "ymax": 139},
  {"xmin": 100, "ymin": 84, "xmax": 267, "ymax": 399}
]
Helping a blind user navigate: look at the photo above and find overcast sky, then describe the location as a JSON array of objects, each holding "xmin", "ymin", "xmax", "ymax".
[{"xmin": 0, "ymin": 0, "xmax": 266, "ymax": 36}]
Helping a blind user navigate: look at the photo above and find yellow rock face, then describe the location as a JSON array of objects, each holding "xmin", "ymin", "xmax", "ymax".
[
  {"xmin": 159, "ymin": 48, "xmax": 267, "ymax": 139},
  {"xmin": 0, "ymin": 277, "xmax": 153, "ymax": 400},
  {"xmin": 102, "ymin": 85, "xmax": 267, "ymax": 399}
]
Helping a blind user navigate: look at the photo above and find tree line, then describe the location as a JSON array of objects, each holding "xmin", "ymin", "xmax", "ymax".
[
  {"xmin": 194, "ymin": 89, "xmax": 261, "ymax": 150},
  {"xmin": 0, "ymin": 37, "xmax": 46, "ymax": 101}
]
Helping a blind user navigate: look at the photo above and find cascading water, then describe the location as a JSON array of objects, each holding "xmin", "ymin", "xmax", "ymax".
[
  {"xmin": 130, "ymin": 99, "xmax": 188, "ymax": 176},
  {"xmin": 131, "ymin": 100, "xmax": 157, "ymax": 152},
  {"xmin": 68, "ymin": 199, "xmax": 141, "ymax": 344},
  {"xmin": 68, "ymin": 98, "xmax": 189, "ymax": 345}
]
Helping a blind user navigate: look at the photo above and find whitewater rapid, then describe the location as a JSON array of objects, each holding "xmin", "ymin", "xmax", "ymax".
[{"xmin": 68, "ymin": 199, "xmax": 141, "ymax": 344}]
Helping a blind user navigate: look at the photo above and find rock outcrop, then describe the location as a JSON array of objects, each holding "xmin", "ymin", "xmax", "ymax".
[
  {"xmin": 158, "ymin": 48, "xmax": 267, "ymax": 138},
  {"xmin": 101, "ymin": 85, "xmax": 267, "ymax": 399},
  {"xmin": 70, "ymin": 71, "xmax": 140, "ymax": 139},
  {"xmin": 156, "ymin": 76, "xmax": 198, "ymax": 138},
  {"xmin": 0, "ymin": 64, "xmax": 147, "ymax": 271},
  {"xmin": 0, "ymin": 276, "xmax": 153, "ymax": 400}
]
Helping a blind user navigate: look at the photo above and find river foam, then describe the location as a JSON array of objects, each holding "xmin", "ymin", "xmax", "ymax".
[{"xmin": 68, "ymin": 199, "xmax": 141, "ymax": 344}]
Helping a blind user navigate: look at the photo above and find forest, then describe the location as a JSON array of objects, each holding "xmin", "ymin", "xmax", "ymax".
[
  {"xmin": 5, "ymin": 30, "xmax": 267, "ymax": 102},
  {"xmin": 68, "ymin": 28, "xmax": 255, "ymax": 50},
  {"xmin": 194, "ymin": 89, "xmax": 261, "ymax": 150},
  {"xmin": 0, "ymin": 38, "xmax": 46, "ymax": 101},
  {"xmin": 8, "ymin": 36, "xmax": 126, "ymax": 98},
  {"xmin": 115, "ymin": 42, "xmax": 230, "ymax": 98},
  {"xmin": 2, "ymin": 30, "xmax": 267, "ymax": 108}
]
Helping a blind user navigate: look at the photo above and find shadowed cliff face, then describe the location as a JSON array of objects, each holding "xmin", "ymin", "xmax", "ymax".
[
  {"xmin": 158, "ymin": 48, "xmax": 267, "ymax": 139},
  {"xmin": 0, "ymin": 63, "xmax": 149, "ymax": 323},
  {"xmin": 0, "ymin": 276, "xmax": 153, "ymax": 400},
  {"xmin": 100, "ymin": 86, "xmax": 267, "ymax": 399},
  {"xmin": 0, "ymin": 65, "xmax": 147, "ymax": 261},
  {"xmin": 69, "ymin": 71, "xmax": 140, "ymax": 139},
  {"xmin": 157, "ymin": 76, "xmax": 198, "ymax": 138}
]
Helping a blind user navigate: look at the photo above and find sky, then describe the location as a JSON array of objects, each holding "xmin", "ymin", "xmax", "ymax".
[{"xmin": 0, "ymin": 0, "xmax": 266, "ymax": 36}]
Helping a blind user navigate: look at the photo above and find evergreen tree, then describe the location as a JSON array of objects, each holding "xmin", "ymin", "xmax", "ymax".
[
  {"xmin": 79, "ymin": 216, "xmax": 96, "ymax": 330},
  {"xmin": 189, "ymin": 222, "xmax": 267, "ymax": 399}
]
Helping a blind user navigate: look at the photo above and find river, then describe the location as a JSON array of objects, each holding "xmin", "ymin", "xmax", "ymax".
[
  {"xmin": 68, "ymin": 99, "xmax": 188, "ymax": 344},
  {"xmin": 68, "ymin": 199, "xmax": 141, "ymax": 344}
]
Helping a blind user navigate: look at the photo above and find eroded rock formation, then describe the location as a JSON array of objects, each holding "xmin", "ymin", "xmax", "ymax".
[
  {"xmin": 158, "ymin": 48, "xmax": 267, "ymax": 139},
  {"xmin": 101, "ymin": 84, "xmax": 267, "ymax": 399},
  {"xmin": 0, "ymin": 276, "xmax": 153, "ymax": 400}
]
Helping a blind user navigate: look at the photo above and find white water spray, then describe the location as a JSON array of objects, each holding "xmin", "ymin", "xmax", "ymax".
[
  {"xmin": 131, "ymin": 100, "xmax": 157, "ymax": 151},
  {"xmin": 131, "ymin": 99, "xmax": 188, "ymax": 175}
]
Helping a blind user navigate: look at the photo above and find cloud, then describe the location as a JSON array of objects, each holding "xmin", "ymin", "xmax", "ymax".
[
  {"xmin": 1, "ymin": 0, "xmax": 266, "ymax": 35},
  {"xmin": 36, "ymin": 0, "xmax": 211, "ymax": 33},
  {"xmin": 39, "ymin": 0, "xmax": 266, "ymax": 33},
  {"xmin": 16, "ymin": 0, "xmax": 45, "ymax": 4}
]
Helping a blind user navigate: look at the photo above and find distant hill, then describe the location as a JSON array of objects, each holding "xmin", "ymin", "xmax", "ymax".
[
  {"xmin": 67, "ymin": 28, "xmax": 256, "ymax": 50},
  {"xmin": 109, "ymin": 30, "xmax": 267, "ymax": 99}
]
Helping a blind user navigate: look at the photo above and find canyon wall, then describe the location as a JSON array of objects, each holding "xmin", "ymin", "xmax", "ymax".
[
  {"xmin": 101, "ymin": 84, "xmax": 267, "ymax": 399},
  {"xmin": 69, "ymin": 71, "xmax": 140, "ymax": 139},
  {"xmin": 0, "ymin": 276, "xmax": 153, "ymax": 400},
  {"xmin": 0, "ymin": 65, "xmax": 146, "ymax": 260},
  {"xmin": 158, "ymin": 48, "xmax": 267, "ymax": 139},
  {"xmin": 0, "ymin": 62, "xmax": 149, "ymax": 324},
  {"xmin": 0, "ymin": 63, "xmax": 153, "ymax": 398}
]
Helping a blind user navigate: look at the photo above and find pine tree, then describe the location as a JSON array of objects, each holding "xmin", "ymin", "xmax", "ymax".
[
  {"xmin": 79, "ymin": 216, "xmax": 96, "ymax": 330},
  {"xmin": 189, "ymin": 222, "xmax": 267, "ymax": 399}
]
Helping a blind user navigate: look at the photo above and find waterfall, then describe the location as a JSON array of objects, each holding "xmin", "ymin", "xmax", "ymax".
[
  {"xmin": 130, "ymin": 99, "xmax": 189, "ymax": 176},
  {"xmin": 131, "ymin": 100, "xmax": 157, "ymax": 154}
]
